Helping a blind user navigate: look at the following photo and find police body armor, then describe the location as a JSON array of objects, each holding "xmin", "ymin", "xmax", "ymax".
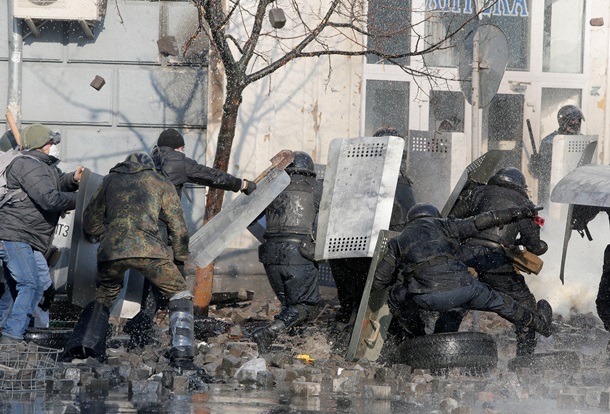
[
  {"xmin": 259, "ymin": 175, "xmax": 317, "ymax": 265},
  {"xmin": 468, "ymin": 186, "xmax": 525, "ymax": 246}
]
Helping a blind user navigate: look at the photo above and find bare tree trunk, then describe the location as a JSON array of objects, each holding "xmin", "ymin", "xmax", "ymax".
[
  {"xmin": 193, "ymin": 84, "xmax": 244, "ymax": 317},
  {"xmin": 204, "ymin": 85, "xmax": 243, "ymax": 221}
]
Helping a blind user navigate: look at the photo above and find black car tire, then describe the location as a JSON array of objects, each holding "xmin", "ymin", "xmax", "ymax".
[
  {"xmin": 25, "ymin": 328, "xmax": 72, "ymax": 349},
  {"xmin": 399, "ymin": 332, "xmax": 498, "ymax": 371}
]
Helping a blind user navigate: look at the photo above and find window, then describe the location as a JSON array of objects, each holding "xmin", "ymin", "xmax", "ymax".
[
  {"xmin": 543, "ymin": 0, "xmax": 585, "ymax": 73},
  {"xmin": 424, "ymin": 6, "xmax": 473, "ymax": 67},
  {"xmin": 424, "ymin": 0, "xmax": 531, "ymax": 70},
  {"xmin": 429, "ymin": 91, "xmax": 465, "ymax": 132},
  {"xmin": 481, "ymin": 0, "xmax": 531, "ymax": 70},
  {"xmin": 366, "ymin": 0, "xmax": 412, "ymax": 65},
  {"xmin": 487, "ymin": 94, "xmax": 524, "ymax": 167},
  {"xmin": 364, "ymin": 80, "xmax": 410, "ymax": 137}
]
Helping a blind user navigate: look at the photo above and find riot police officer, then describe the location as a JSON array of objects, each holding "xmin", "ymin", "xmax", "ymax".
[
  {"xmin": 450, "ymin": 167, "xmax": 549, "ymax": 356},
  {"xmin": 372, "ymin": 203, "xmax": 553, "ymax": 340},
  {"xmin": 529, "ymin": 105, "xmax": 585, "ymax": 207},
  {"xmin": 251, "ymin": 151, "xmax": 320, "ymax": 353}
]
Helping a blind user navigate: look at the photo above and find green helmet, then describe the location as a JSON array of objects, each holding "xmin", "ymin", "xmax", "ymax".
[{"xmin": 21, "ymin": 124, "xmax": 61, "ymax": 150}]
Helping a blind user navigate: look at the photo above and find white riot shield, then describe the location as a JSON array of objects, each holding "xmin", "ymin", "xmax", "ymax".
[
  {"xmin": 547, "ymin": 134, "xmax": 598, "ymax": 221},
  {"xmin": 315, "ymin": 136, "xmax": 403, "ymax": 260},
  {"xmin": 190, "ymin": 168, "xmax": 291, "ymax": 268},
  {"xmin": 49, "ymin": 211, "xmax": 75, "ymax": 294},
  {"xmin": 551, "ymin": 164, "xmax": 610, "ymax": 207}
]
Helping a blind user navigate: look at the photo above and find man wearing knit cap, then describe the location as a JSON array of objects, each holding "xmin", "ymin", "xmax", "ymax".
[
  {"xmin": 124, "ymin": 128, "xmax": 257, "ymax": 349},
  {"xmin": 152, "ymin": 128, "xmax": 256, "ymax": 198}
]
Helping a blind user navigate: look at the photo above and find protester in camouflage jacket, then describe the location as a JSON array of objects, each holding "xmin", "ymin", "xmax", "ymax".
[
  {"xmin": 64, "ymin": 153, "xmax": 196, "ymax": 369},
  {"xmin": 83, "ymin": 154, "xmax": 189, "ymax": 265}
]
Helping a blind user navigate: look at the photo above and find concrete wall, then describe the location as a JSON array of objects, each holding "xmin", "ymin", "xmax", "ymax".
[{"xmin": 1, "ymin": 1, "xmax": 209, "ymax": 233}]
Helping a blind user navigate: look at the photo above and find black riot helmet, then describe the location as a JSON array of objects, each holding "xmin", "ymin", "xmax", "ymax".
[
  {"xmin": 285, "ymin": 151, "xmax": 316, "ymax": 177},
  {"xmin": 488, "ymin": 167, "xmax": 527, "ymax": 192},
  {"xmin": 557, "ymin": 105, "xmax": 584, "ymax": 135},
  {"xmin": 407, "ymin": 203, "xmax": 441, "ymax": 222}
]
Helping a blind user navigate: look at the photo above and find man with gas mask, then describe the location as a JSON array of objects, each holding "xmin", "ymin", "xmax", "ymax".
[
  {"xmin": 0, "ymin": 125, "xmax": 81, "ymax": 344},
  {"xmin": 529, "ymin": 105, "xmax": 585, "ymax": 207},
  {"xmin": 448, "ymin": 167, "xmax": 548, "ymax": 356},
  {"xmin": 372, "ymin": 203, "xmax": 553, "ymax": 341},
  {"xmin": 251, "ymin": 151, "xmax": 320, "ymax": 353}
]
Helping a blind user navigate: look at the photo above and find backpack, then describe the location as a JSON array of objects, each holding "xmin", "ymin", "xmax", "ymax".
[{"xmin": 0, "ymin": 148, "xmax": 37, "ymax": 208}]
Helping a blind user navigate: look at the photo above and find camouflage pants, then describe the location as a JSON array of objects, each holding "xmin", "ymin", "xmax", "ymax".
[{"xmin": 95, "ymin": 257, "xmax": 187, "ymax": 309}]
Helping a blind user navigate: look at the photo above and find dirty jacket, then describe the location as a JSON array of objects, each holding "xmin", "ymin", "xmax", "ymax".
[
  {"xmin": 0, "ymin": 150, "xmax": 78, "ymax": 252},
  {"xmin": 151, "ymin": 146, "xmax": 242, "ymax": 198},
  {"xmin": 83, "ymin": 160, "xmax": 189, "ymax": 263}
]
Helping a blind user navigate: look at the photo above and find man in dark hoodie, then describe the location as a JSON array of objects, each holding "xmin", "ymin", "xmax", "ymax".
[
  {"xmin": 0, "ymin": 124, "xmax": 82, "ymax": 344},
  {"xmin": 124, "ymin": 128, "xmax": 257, "ymax": 349}
]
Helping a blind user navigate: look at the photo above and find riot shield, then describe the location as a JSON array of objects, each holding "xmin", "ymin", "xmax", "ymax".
[
  {"xmin": 440, "ymin": 149, "xmax": 511, "ymax": 217},
  {"xmin": 49, "ymin": 211, "xmax": 75, "ymax": 295},
  {"xmin": 549, "ymin": 140, "xmax": 600, "ymax": 283},
  {"xmin": 189, "ymin": 168, "xmax": 291, "ymax": 268},
  {"xmin": 346, "ymin": 229, "xmax": 399, "ymax": 362},
  {"xmin": 66, "ymin": 169, "xmax": 104, "ymax": 307},
  {"xmin": 315, "ymin": 137, "xmax": 403, "ymax": 261}
]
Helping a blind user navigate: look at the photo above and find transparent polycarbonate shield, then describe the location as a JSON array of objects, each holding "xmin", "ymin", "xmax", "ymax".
[
  {"xmin": 459, "ymin": 24, "xmax": 509, "ymax": 108},
  {"xmin": 441, "ymin": 149, "xmax": 511, "ymax": 217},
  {"xmin": 315, "ymin": 136, "xmax": 403, "ymax": 260},
  {"xmin": 551, "ymin": 145, "xmax": 603, "ymax": 207},
  {"xmin": 190, "ymin": 168, "xmax": 290, "ymax": 269},
  {"xmin": 550, "ymin": 140, "xmax": 599, "ymax": 284},
  {"xmin": 346, "ymin": 230, "xmax": 399, "ymax": 362}
]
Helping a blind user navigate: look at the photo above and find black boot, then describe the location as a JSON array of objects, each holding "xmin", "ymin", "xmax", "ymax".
[
  {"xmin": 516, "ymin": 325, "xmax": 537, "ymax": 356},
  {"xmin": 168, "ymin": 297, "xmax": 198, "ymax": 370},
  {"xmin": 531, "ymin": 299, "xmax": 553, "ymax": 337},
  {"xmin": 62, "ymin": 301, "xmax": 110, "ymax": 362},
  {"xmin": 124, "ymin": 289, "xmax": 159, "ymax": 349},
  {"xmin": 252, "ymin": 320, "xmax": 286, "ymax": 354}
]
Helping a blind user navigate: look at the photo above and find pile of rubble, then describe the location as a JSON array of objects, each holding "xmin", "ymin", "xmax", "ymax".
[{"xmin": 34, "ymin": 295, "xmax": 610, "ymax": 412}]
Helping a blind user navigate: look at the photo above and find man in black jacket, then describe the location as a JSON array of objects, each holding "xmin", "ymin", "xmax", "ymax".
[
  {"xmin": 124, "ymin": 128, "xmax": 256, "ymax": 349},
  {"xmin": 0, "ymin": 124, "xmax": 82, "ymax": 343},
  {"xmin": 151, "ymin": 128, "xmax": 256, "ymax": 198},
  {"xmin": 450, "ymin": 167, "xmax": 548, "ymax": 356},
  {"xmin": 372, "ymin": 203, "xmax": 553, "ymax": 340}
]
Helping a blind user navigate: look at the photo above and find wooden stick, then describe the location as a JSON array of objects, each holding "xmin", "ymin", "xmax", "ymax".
[{"xmin": 5, "ymin": 110, "xmax": 21, "ymax": 146}]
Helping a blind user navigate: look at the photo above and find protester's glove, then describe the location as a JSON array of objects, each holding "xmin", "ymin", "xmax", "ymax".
[
  {"xmin": 38, "ymin": 284, "xmax": 56, "ymax": 312},
  {"xmin": 241, "ymin": 179, "xmax": 257, "ymax": 195}
]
